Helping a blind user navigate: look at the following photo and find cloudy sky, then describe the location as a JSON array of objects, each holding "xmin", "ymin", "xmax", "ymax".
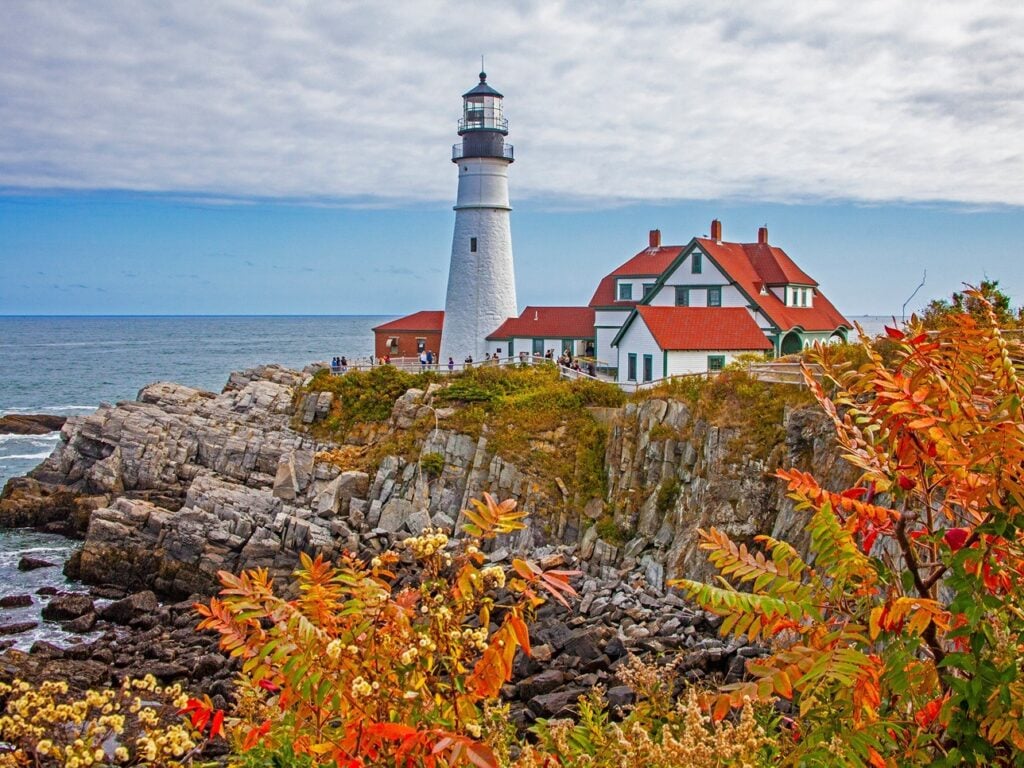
[{"xmin": 2, "ymin": 1, "xmax": 1023, "ymax": 315}]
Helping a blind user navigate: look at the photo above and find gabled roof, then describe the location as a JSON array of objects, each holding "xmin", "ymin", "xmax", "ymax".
[
  {"xmin": 689, "ymin": 239, "xmax": 848, "ymax": 332},
  {"xmin": 487, "ymin": 306, "xmax": 595, "ymax": 340},
  {"xmin": 619, "ymin": 306, "xmax": 773, "ymax": 351},
  {"xmin": 372, "ymin": 310, "xmax": 444, "ymax": 333},
  {"xmin": 588, "ymin": 246, "xmax": 683, "ymax": 307}
]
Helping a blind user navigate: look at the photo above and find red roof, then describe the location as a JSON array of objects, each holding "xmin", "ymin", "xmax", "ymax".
[
  {"xmin": 632, "ymin": 306, "xmax": 773, "ymax": 351},
  {"xmin": 694, "ymin": 239, "xmax": 849, "ymax": 333},
  {"xmin": 588, "ymin": 246, "xmax": 683, "ymax": 307},
  {"xmin": 372, "ymin": 310, "xmax": 444, "ymax": 333},
  {"xmin": 487, "ymin": 306, "xmax": 595, "ymax": 340}
]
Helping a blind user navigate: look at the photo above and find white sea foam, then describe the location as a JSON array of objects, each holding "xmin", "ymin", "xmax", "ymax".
[
  {"xmin": 0, "ymin": 432, "xmax": 62, "ymax": 445},
  {"xmin": 1, "ymin": 405, "xmax": 95, "ymax": 414},
  {"xmin": 1, "ymin": 451, "xmax": 53, "ymax": 460}
]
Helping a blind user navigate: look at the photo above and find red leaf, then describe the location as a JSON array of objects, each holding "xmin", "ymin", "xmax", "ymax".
[
  {"xmin": 861, "ymin": 526, "xmax": 879, "ymax": 554},
  {"xmin": 209, "ymin": 709, "xmax": 225, "ymax": 739},
  {"xmin": 944, "ymin": 528, "xmax": 970, "ymax": 551},
  {"xmin": 365, "ymin": 722, "xmax": 418, "ymax": 741},
  {"xmin": 885, "ymin": 326, "xmax": 905, "ymax": 340},
  {"xmin": 898, "ymin": 474, "xmax": 915, "ymax": 491},
  {"xmin": 258, "ymin": 679, "xmax": 280, "ymax": 692}
]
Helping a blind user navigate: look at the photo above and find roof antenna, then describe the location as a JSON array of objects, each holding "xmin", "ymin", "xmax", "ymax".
[{"xmin": 480, "ymin": 54, "xmax": 485, "ymax": 79}]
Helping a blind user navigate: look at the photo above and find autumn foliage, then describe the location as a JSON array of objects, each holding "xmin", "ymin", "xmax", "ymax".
[
  {"xmin": 194, "ymin": 493, "xmax": 578, "ymax": 768},
  {"xmin": 674, "ymin": 292, "xmax": 1024, "ymax": 765}
]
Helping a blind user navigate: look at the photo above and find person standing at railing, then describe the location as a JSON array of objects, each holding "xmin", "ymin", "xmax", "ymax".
[
  {"xmin": 448, "ymin": 357, "xmax": 455, "ymax": 372},
  {"xmin": 340, "ymin": 356, "xmax": 348, "ymax": 373}
]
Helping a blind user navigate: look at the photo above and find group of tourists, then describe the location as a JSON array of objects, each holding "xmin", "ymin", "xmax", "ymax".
[{"xmin": 330, "ymin": 356, "xmax": 348, "ymax": 373}]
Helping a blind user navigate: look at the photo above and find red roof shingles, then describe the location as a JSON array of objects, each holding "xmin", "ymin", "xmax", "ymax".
[
  {"xmin": 372, "ymin": 310, "xmax": 444, "ymax": 333},
  {"xmin": 589, "ymin": 246, "xmax": 683, "ymax": 307},
  {"xmin": 487, "ymin": 306, "xmax": 595, "ymax": 340},
  {"xmin": 634, "ymin": 306, "xmax": 772, "ymax": 351},
  {"xmin": 693, "ymin": 239, "xmax": 849, "ymax": 333}
]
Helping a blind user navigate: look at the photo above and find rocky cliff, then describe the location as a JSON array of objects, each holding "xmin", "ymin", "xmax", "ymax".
[
  {"xmin": 2, "ymin": 364, "xmax": 853, "ymax": 599},
  {"xmin": 1, "ymin": 363, "xmax": 859, "ymax": 718}
]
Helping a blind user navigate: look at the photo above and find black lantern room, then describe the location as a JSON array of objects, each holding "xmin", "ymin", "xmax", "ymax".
[{"xmin": 453, "ymin": 72, "xmax": 514, "ymax": 163}]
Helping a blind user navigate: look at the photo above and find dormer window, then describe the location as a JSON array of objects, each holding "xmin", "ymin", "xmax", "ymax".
[{"xmin": 619, "ymin": 282, "xmax": 633, "ymax": 301}]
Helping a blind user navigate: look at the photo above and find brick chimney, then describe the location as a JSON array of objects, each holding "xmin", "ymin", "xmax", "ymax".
[
  {"xmin": 758, "ymin": 226, "xmax": 769, "ymax": 244},
  {"xmin": 649, "ymin": 229, "xmax": 661, "ymax": 248},
  {"xmin": 710, "ymin": 219, "xmax": 722, "ymax": 242}
]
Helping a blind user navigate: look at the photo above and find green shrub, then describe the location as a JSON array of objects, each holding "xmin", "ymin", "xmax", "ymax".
[
  {"xmin": 655, "ymin": 477, "xmax": 681, "ymax": 514},
  {"xmin": 420, "ymin": 451, "xmax": 445, "ymax": 478}
]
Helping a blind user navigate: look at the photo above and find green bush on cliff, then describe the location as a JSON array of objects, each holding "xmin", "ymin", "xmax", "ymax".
[{"xmin": 302, "ymin": 365, "xmax": 438, "ymax": 437}]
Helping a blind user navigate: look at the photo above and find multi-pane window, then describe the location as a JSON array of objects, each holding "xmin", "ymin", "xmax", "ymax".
[
  {"xmin": 675, "ymin": 286, "xmax": 689, "ymax": 306},
  {"xmin": 642, "ymin": 283, "xmax": 655, "ymax": 298},
  {"xmin": 708, "ymin": 287, "xmax": 722, "ymax": 307},
  {"xmin": 627, "ymin": 353, "xmax": 638, "ymax": 382},
  {"xmin": 618, "ymin": 283, "xmax": 633, "ymax": 301},
  {"xmin": 708, "ymin": 355, "xmax": 725, "ymax": 372},
  {"xmin": 642, "ymin": 354, "xmax": 653, "ymax": 382},
  {"xmin": 692, "ymin": 252, "xmax": 702, "ymax": 274}
]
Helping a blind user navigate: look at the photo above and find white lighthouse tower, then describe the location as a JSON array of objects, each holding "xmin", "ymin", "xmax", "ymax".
[{"xmin": 440, "ymin": 71, "xmax": 518, "ymax": 363}]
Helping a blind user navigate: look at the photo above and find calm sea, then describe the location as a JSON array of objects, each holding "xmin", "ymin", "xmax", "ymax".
[{"xmin": 0, "ymin": 315, "xmax": 387, "ymax": 486}]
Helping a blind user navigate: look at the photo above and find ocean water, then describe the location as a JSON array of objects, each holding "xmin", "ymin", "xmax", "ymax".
[{"xmin": 0, "ymin": 315, "xmax": 387, "ymax": 486}]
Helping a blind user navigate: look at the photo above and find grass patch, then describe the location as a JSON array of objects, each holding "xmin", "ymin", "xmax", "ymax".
[
  {"xmin": 300, "ymin": 366, "xmax": 440, "ymax": 439},
  {"xmin": 420, "ymin": 452, "xmax": 445, "ymax": 478}
]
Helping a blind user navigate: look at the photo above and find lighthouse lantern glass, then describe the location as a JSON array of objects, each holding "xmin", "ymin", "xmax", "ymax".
[{"xmin": 464, "ymin": 95, "xmax": 502, "ymax": 130}]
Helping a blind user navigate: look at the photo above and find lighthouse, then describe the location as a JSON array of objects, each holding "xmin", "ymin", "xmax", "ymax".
[{"xmin": 439, "ymin": 71, "xmax": 518, "ymax": 363}]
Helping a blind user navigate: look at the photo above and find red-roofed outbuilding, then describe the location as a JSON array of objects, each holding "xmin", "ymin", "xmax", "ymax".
[
  {"xmin": 372, "ymin": 311, "xmax": 444, "ymax": 359},
  {"xmin": 486, "ymin": 306, "xmax": 595, "ymax": 358}
]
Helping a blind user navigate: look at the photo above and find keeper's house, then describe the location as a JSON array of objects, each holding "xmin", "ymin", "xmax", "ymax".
[{"xmin": 605, "ymin": 220, "xmax": 850, "ymax": 382}]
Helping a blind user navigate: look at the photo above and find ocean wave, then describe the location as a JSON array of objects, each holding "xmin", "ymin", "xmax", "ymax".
[
  {"xmin": 1, "ymin": 451, "xmax": 53, "ymax": 460},
  {"xmin": 0, "ymin": 433, "xmax": 62, "ymax": 445},
  {"xmin": 2, "ymin": 405, "xmax": 96, "ymax": 414}
]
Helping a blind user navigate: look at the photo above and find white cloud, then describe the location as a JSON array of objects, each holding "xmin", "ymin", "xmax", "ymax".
[{"xmin": 1, "ymin": 0, "xmax": 1023, "ymax": 205}]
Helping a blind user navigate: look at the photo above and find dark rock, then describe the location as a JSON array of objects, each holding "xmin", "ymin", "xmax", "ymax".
[
  {"xmin": 0, "ymin": 414, "xmax": 66, "ymax": 435},
  {"xmin": 604, "ymin": 636, "xmax": 627, "ymax": 659},
  {"xmin": 517, "ymin": 669, "xmax": 566, "ymax": 700},
  {"xmin": 527, "ymin": 688, "xmax": 586, "ymax": 717},
  {"xmin": 29, "ymin": 641, "xmax": 64, "ymax": 659},
  {"xmin": 606, "ymin": 685, "xmax": 635, "ymax": 710},
  {"xmin": 0, "ymin": 595, "xmax": 32, "ymax": 608},
  {"xmin": 192, "ymin": 654, "xmax": 225, "ymax": 681},
  {"xmin": 146, "ymin": 662, "xmax": 189, "ymax": 682},
  {"xmin": 36, "ymin": 587, "xmax": 58, "ymax": 596},
  {"xmin": 41, "ymin": 593, "xmax": 94, "ymax": 621},
  {"xmin": 0, "ymin": 621, "xmax": 38, "ymax": 635},
  {"xmin": 99, "ymin": 591, "xmax": 158, "ymax": 625},
  {"xmin": 18, "ymin": 556, "xmax": 56, "ymax": 572},
  {"xmin": 90, "ymin": 647, "xmax": 114, "ymax": 665},
  {"xmin": 64, "ymin": 613, "xmax": 98, "ymax": 634},
  {"xmin": 561, "ymin": 626, "xmax": 598, "ymax": 663}
]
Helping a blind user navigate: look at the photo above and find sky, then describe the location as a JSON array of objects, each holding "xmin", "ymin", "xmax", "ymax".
[{"xmin": 2, "ymin": 1, "xmax": 1023, "ymax": 317}]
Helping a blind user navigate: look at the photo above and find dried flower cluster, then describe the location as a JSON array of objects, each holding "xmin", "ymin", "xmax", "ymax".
[{"xmin": 0, "ymin": 676, "xmax": 203, "ymax": 767}]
